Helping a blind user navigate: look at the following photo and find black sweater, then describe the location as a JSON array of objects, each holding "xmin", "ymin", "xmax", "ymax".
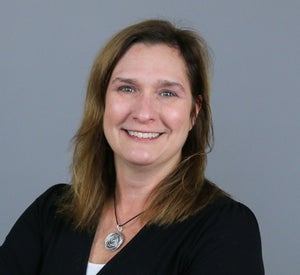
[{"xmin": 0, "ymin": 184, "xmax": 264, "ymax": 274}]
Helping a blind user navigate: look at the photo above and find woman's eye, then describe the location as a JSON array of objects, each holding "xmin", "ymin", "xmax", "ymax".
[
  {"xmin": 160, "ymin": 90, "xmax": 177, "ymax": 97},
  {"xmin": 119, "ymin": 86, "xmax": 134, "ymax": 93}
]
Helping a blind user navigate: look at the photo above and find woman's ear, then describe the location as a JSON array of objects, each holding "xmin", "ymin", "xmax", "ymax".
[{"xmin": 190, "ymin": 95, "xmax": 202, "ymax": 130}]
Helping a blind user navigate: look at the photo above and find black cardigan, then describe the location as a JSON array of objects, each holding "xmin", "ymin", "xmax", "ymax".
[{"xmin": 0, "ymin": 184, "xmax": 264, "ymax": 274}]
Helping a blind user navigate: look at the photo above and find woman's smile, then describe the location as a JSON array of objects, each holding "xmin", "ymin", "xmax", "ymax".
[{"xmin": 125, "ymin": 130, "xmax": 161, "ymax": 140}]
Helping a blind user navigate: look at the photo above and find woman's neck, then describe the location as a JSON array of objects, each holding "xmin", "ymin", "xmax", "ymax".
[
  {"xmin": 113, "ymin": 155, "xmax": 180, "ymax": 217},
  {"xmin": 113, "ymin": 164, "xmax": 168, "ymax": 214}
]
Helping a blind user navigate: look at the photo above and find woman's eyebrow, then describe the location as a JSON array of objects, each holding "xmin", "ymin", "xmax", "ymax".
[
  {"xmin": 157, "ymin": 80, "xmax": 185, "ymax": 91},
  {"xmin": 111, "ymin": 77, "xmax": 137, "ymax": 85}
]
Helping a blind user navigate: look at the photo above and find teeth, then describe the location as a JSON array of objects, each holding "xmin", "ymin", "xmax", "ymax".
[{"xmin": 127, "ymin": 130, "xmax": 160, "ymax": 139}]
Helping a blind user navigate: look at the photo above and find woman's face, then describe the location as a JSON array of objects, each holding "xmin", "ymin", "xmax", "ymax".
[{"xmin": 103, "ymin": 43, "xmax": 197, "ymax": 171}]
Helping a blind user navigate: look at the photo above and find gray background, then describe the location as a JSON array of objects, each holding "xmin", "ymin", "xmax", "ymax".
[{"xmin": 0, "ymin": 0, "xmax": 299, "ymax": 274}]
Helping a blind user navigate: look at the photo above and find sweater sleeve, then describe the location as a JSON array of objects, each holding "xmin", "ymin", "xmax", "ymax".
[
  {"xmin": 0, "ymin": 184, "xmax": 67, "ymax": 275},
  {"xmin": 186, "ymin": 200, "xmax": 264, "ymax": 275}
]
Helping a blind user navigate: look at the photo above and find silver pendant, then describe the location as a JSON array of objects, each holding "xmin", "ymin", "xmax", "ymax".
[{"xmin": 104, "ymin": 230, "xmax": 124, "ymax": 251}]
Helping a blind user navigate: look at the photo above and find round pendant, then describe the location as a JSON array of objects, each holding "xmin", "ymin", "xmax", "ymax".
[{"xmin": 104, "ymin": 231, "xmax": 124, "ymax": 251}]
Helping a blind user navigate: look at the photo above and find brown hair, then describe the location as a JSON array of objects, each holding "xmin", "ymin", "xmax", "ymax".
[{"xmin": 60, "ymin": 19, "xmax": 225, "ymax": 231}]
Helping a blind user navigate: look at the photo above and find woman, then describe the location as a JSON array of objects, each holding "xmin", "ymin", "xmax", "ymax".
[{"xmin": 0, "ymin": 19, "xmax": 264, "ymax": 274}]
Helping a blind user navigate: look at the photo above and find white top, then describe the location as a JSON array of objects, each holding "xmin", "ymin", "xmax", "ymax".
[{"xmin": 86, "ymin": 262, "xmax": 105, "ymax": 275}]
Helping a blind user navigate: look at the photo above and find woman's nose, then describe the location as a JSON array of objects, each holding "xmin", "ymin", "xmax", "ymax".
[{"xmin": 132, "ymin": 92, "xmax": 158, "ymax": 122}]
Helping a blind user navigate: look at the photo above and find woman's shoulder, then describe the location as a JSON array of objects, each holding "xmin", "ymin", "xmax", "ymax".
[
  {"xmin": 30, "ymin": 183, "xmax": 68, "ymax": 211},
  {"xmin": 194, "ymin": 194, "xmax": 261, "ymax": 233},
  {"xmin": 178, "ymin": 195, "xmax": 264, "ymax": 273},
  {"xmin": 13, "ymin": 183, "xmax": 71, "ymax": 229},
  {"xmin": 139, "ymin": 195, "xmax": 264, "ymax": 274},
  {"xmin": 185, "ymin": 194, "xmax": 263, "ymax": 259},
  {"xmin": 38, "ymin": 183, "xmax": 69, "ymax": 200},
  {"xmin": 211, "ymin": 195, "xmax": 258, "ymax": 218}
]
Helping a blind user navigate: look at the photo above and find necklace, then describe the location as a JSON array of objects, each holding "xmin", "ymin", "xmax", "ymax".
[{"xmin": 104, "ymin": 197, "xmax": 144, "ymax": 252}]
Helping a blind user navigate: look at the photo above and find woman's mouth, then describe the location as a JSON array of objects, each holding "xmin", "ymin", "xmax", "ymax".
[{"xmin": 127, "ymin": 130, "xmax": 161, "ymax": 139}]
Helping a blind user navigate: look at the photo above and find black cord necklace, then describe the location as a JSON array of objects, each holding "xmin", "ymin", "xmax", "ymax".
[{"xmin": 104, "ymin": 196, "xmax": 145, "ymax": 252}]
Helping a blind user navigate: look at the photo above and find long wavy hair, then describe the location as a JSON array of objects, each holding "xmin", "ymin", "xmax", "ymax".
[{"xmin": 60, "ymin": 19, "xmax": 225, "ymax": 231}]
